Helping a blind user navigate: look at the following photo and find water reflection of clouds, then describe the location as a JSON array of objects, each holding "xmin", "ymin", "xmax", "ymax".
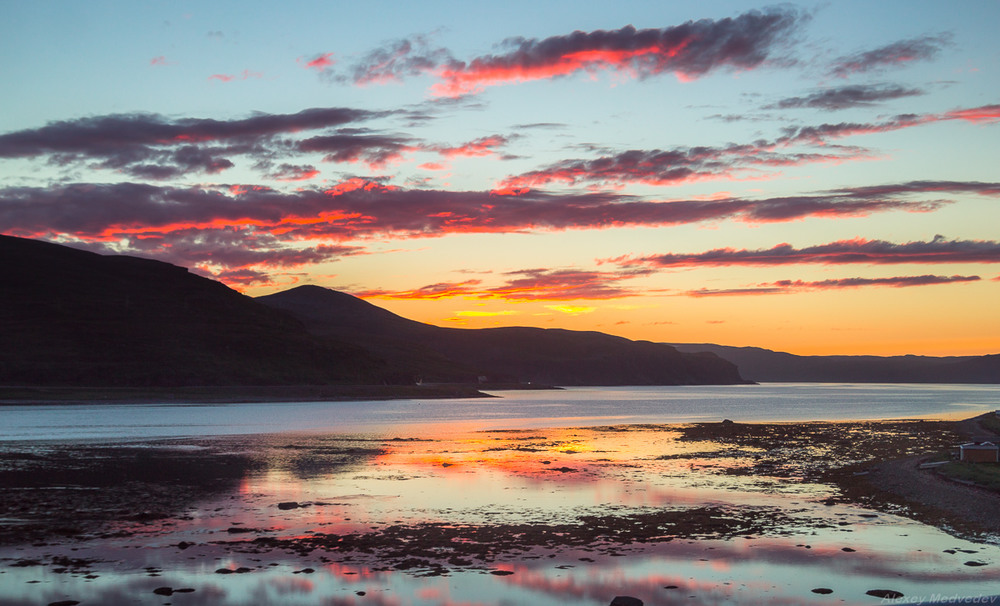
[{"xmin": 6, "ymin": 419, "xmax": 1000, "ymax": 606}]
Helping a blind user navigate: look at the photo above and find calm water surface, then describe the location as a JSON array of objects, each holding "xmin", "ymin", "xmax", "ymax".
[
  {"xmin": 2, "ymin": 384, "xmax": 999, "ymax": 605},
  {"xmin": 2, "ymin": 383, "xmax": 998, "ymax": 441}
]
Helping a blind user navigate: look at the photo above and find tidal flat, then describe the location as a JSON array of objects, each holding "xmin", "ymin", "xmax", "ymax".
[{"xmin": 1, "ymin": 418, "xmax": 999, "ymax": 605}]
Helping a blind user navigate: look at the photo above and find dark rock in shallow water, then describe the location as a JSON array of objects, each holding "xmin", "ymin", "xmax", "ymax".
[
  {"xmin": 490, "ymin": 570, "xmax": 514, "ymax": 576},
  {"xmin": 812, "ymin": 588, "xmax": 834, "ymax": 594},
  {"xmin": 867, "ymin": 589, "xmax": 904, "ymax": 599},
  {"xmin": 965, "ymin": 561, "xmax": 988, "ymax": 566},
  {"xmin": 153, "ymin": 587, "xmax": 174, "ymax": 596},
  {"xmin": 48, "ymin": 602, "xmax": 80, "ymax": 606},
  {"xmin": 278, "ymin": 501, "xmax": 304, "ymax": 510},
  {"xmin": 610, "ymin": 597, "xmax": 644, "ymax": 606}
]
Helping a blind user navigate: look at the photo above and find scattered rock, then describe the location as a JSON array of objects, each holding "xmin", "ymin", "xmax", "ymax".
[
  {"xmin": 226, "ymin": 526, "xmax": 257, "ymax": 534},
  {"xmin": 215, "ymin": 567, "xmax": 252, "ymax": 574},
  {"xmin": 551, "ymin": 467, "xmax": 577, "ymax": 473},
  {"xmin": 153, "ymin": 587, "xmax": 174, "ymax": 596},
  {"xmin": 278, "ymin": 501, "xmax": 304, "ymax": 510},
  {"xmin": 664, "ymin": 585, "xmax": 679, "ymax": 589},
  {"xmin": 177, "ymin": 541, "xmax": 193, "ymax": 550},
  {"xmin": 610, "ymin": 597, "xmax": 644, "ymax": 606},
  {"xmin": 964, "ymin": 561, "xmax": 988, "ymax": 567},
  {"xmin": 811, "ymin": 588, "xmax": 833, "ymax": 594},
  {"xmin": 841, "ymin": 547, "xmax": 856, "ymax": 552},
  {"xmin": 356, "ymin": 591, "xmax": 366, "ymax": 596},
  {"xmin": 490, "ymin": 570, "xmax": 514, "ymax": 576},
  {"xmin": 866, "ymin": 589, "xmax": 904, "ymax": 599}
]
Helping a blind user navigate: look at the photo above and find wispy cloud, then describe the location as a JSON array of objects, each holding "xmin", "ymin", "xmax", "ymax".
[
  {"xmin": 0, "ymin": 107, "xmax": 385, "ymax": 178},
  {"xmin": 829, "ymin": 34, "xmax": 952, "ymax": 78},
  {"xmin": 208, "ymin": 69, "xmax": 264, "ymax": 83},
  {"xmin": 501, "ymin": 103, "xmax": 1000, "ymax": 190},
  {"xmin": 431, "ymin": 135, "xmax": 510, "ymax": 158},
  {"xmin": 685, "ymin": 274, "xmax": 981, "ymax": 297},
  {"xmin": 350, "ymin": 34, "xmax": 454, "ymax": 85},
  {"xmin": 610, "ymin": 235, "xmax": 1000, "ymax": 270},
  {"xmin": 354, "ymin": 268, "xmax": 646, "ymax": 301},
  {"xmin": 767, "ymin": 83, "xmax": 923, "ymax": 110}
]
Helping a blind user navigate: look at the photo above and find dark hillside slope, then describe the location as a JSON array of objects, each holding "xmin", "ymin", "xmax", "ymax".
[
  {"xmin": 259, "ymin": 285, "xmax": 748, "ymax": 386},
  {"xmin": 0, "ymin": 235, "xmax": 386, "ymax": 386}
]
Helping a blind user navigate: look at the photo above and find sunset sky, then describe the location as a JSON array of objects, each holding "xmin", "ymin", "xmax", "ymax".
[{"xmin": 2, "ymin": 1, "xmax": 998, "ymax": 356}]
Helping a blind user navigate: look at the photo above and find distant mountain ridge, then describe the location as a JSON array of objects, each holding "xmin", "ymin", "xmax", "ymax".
[
  {"xmin": 1, "ymin": 235, "xmax": 747, "ymax": 388},
  {"xmin": 256, "ymin": 285, "xmax": 749, "ymax": 386},
  {"xmin": 669, "ymin": 343, "xmax": 1000, "ymax": 383}
]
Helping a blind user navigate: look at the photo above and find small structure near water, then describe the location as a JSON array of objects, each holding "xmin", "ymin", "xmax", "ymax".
[{"xmin": 959, "ymin": 441, "xmax": 999, "ymax": 463}]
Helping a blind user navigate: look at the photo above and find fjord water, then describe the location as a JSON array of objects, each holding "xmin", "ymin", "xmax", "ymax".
[{"xmin": 2, "ymin": 383, "xmax": 998, "ymax": 441}]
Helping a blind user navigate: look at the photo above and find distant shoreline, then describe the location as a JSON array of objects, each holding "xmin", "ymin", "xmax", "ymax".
[{"xmin": 0, "ymin": 383, "xmax": 558, "ymax": 405}]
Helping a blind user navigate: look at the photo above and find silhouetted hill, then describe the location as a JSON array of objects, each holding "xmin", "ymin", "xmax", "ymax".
[
  {"xmin": 0, "ymin": 235, "xmax": 388, "ymax": 387},
  {"xmin": 258, "ymin": 286, "xmax": 748, "ymax": 386},
  {"xmin": 669, "ymin": 343, "xmax": 1000, "ymax": 383}
]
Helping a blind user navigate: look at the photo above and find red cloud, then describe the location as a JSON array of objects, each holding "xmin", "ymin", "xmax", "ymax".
[
  {"xmin": 0, "ymin": 180, "xmax": 991, "ymax": 245},
  {"xmin": 355, "ymin": 268, "xmax": 645, "ymax": 301},
  {"xmin": 612, "ymin": 235, "xmax": 1000, "ymax": 270},
  {"xmin": 433, "ymin": 135, "xmax": 509, "ymax": 158},
  {"xmin": 208, "ymin": 70, "xmax": 263, "ymax": 83},
  {"xmin": 685, "ymin": 274, "xmax": 981, "ymax": 297},
  {"xmin": 353, "ymin": 280, "xmax": 483, "ymax": 300},
  {"xmin": 302, "ymin": 52, "xmax": 335, "ymax": 71},
  {"xmin": 942, "ymin": 104, "xmax": 1000, "ymax": 124},
  {"xmin": 430, "ymin": 8, "xmax": 802, "ymax": 96},
  {"xmin": 150, "ymin": 56, "xmax": 171, "ymax": 66}
]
